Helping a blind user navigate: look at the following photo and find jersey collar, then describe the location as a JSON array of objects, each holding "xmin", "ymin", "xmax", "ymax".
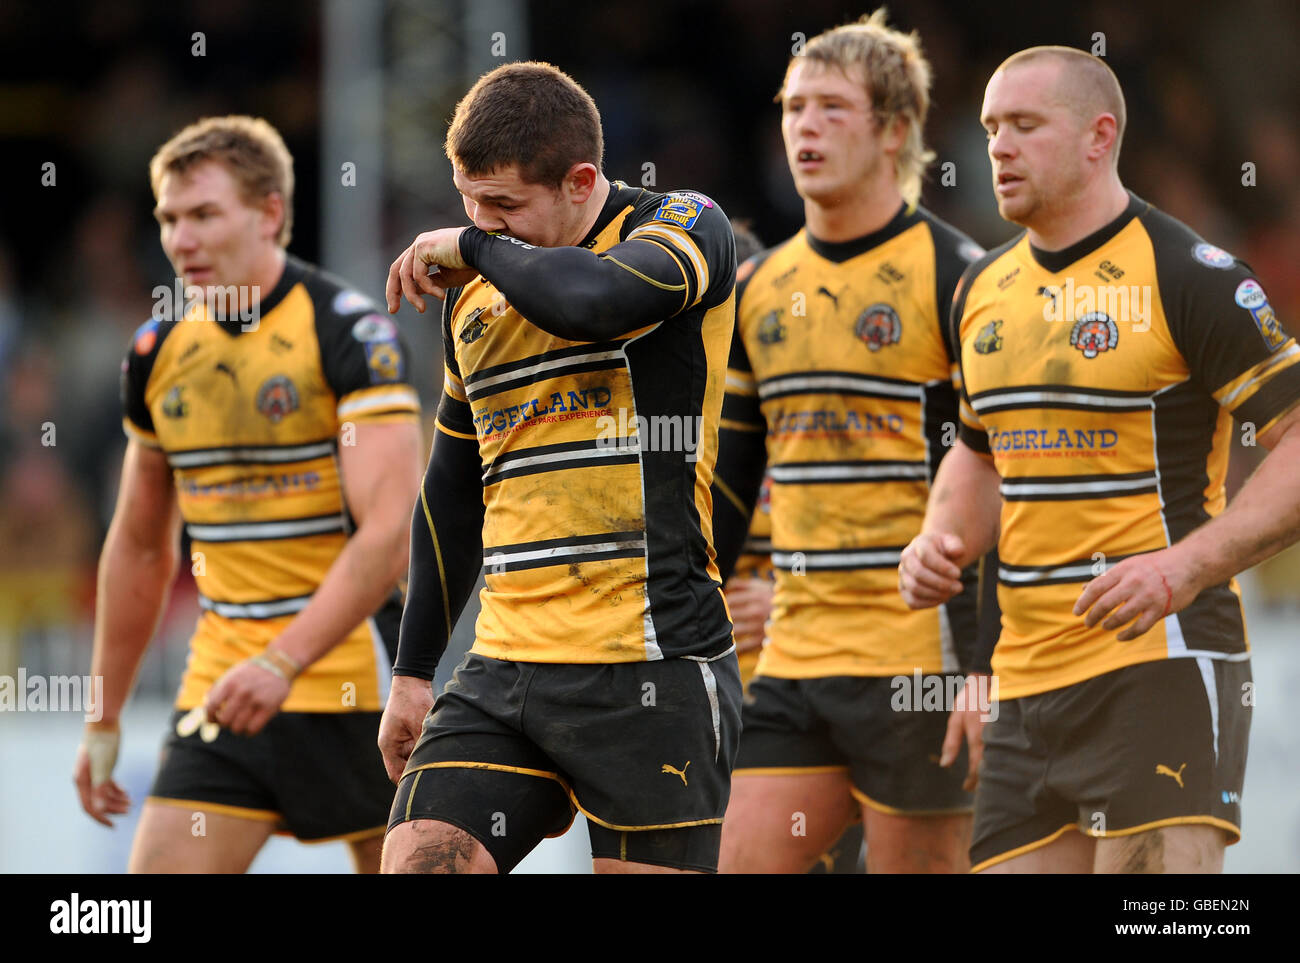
[
  {"xmin": 1027, "ymin": 191, "xmax": 1149, "ymax": 273},
  {"xmin": 213, "ymin": 253, "xmax": 305, "ymax": 335},
  {"xmin": 579, "ymin": 180, "xmax": 640, "ymax": 249},
  {"xmin": 804, "ymin": 201, "xmax": 919, "ymax": 264}
]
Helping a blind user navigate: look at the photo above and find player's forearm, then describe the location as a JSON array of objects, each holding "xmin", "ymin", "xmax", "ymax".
[
  {"xmin": 922, "ymin": 440, "xmax": 1002, "ymax": 566},
  {"xmin": 392, "ymin": 431, "xmax": 486, "ymax": 679},
  {"xmin": 1168, "ymin": 422, "xmax": 1300, "ymax": 595},
  {"xmin": 269, "ymin": 510, "xmax": 411, "ymax": 670},
  {"xmin": 90, "ymin": 527, "xmax": 180, "ymax": 726},
  {"xmin": 711, "ymin": 425, "xmax": 769, "ymax": 582},
  {"xmin": 459, "ymin": 227, "xmax": 684, "ymax": 341}
]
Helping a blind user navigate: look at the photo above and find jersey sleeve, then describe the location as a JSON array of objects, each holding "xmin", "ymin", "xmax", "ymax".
[
  {"xmin": 119, "ymin": 318, "xmax": 170, "ymax": 447},
  {"xmin": 623, "ymin": 189, "xmax": 737, "ymax": 314},
  {"xmin": 316, "ymin": 304, "xmax": 422, "ymax": 425},
  {"xmin": 1157, "ymin": 241, "xmax": 1300, "ymax": 435}
]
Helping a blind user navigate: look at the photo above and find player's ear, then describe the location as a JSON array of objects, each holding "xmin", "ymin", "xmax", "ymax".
[
  {"xmin": 881, "ymin": 114, "xmax": 908, "ymax": 157},
  {"xmin": 563, "ymin": 163, "xmax": 599, "ymax": 204},
  {"xmin": 1087, "ymin": 113, "xmax": 1119, "ymax": 164},
  {"xmin": 259, "ymin": 191, "xmax": 286, "ymax": 244}
]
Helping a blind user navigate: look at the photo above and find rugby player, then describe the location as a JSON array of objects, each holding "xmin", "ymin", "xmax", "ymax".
[
  {"xmin": 711, "ymin": 13, "xmax": 992, "ymax": 874},
  {"xmin": 378, "ymin": 62, "xmax": 740, "ymax": 874},
  {"xmin": 73, "ymin": 116, "xmax": 423, "ymax": 872},
  {"xmin": 900, "ymin": 47, "xmax": 1300, "ymax": 873}
]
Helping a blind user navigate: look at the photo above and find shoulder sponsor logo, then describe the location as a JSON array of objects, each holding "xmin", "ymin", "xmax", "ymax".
[
  {"xmin": 366, "ymin": 341, "xmax": 404, "ymax": 383},
  {"xmin": 333, "ymin": 289, "xmax": 374, "ymax": 315},
  {"xmin": 854, "ymin": 303, "xmax": 901, "ymax": 351},
  {"xmin": 133, "ymin": 318, "xmax": 159, "ymax": 355},
  {"xmin": 974, "ymin": 319, "xmax": 1004, "ymax": 354},
  {"xmin": 1193, "ymin": 242, "xmax": 1235, "ymax": 269},
  {"xmin": 653, "ymin": 193, "xmax": 707, "ymax": 230},
  {"xmin": 255, "ymin": 374, "xmax": 299, "ymax": 423},
  {"xmin": 1069, "ymin": 312, "xmax": 1118, "ymax": 358},
  {"xmin": 1235, "ymin": 278, "xmax": 1266, "ymax": 311},
  {"xmin": 996, "ymin": 267, "xmax": 1020, "ymax": 290},
  {"xmin": 1235, "ymin": 279, "xmax": 1287, "ymax": 352},
  {"xmin": 757, "ymin": 309, "xmax": 787, "ymax": 345},
  {"xmin": 351, "ymin": 313, "xmax": 398, "ymax": 344},
  {"xmin": 270, "ymin": 333, "xmax": 294, "ymax": 354}
]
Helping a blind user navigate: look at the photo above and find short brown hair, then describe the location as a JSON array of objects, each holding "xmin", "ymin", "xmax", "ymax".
[
  {"xmin": 149, "ymin": 115, "xmax": 295, "ymax": 246},
  {"xmin": 446, "ymin": 61, "xmax": 603, "ymax": 188},
  {"xmin": 995, "ymin": 47, "xmax": 1127, "ymax": 167},
  {"xmin": 780, "ymin": 9, "xmax": 935, "ymax": 207}
]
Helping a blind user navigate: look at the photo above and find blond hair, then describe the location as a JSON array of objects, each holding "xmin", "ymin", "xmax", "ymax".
[
  {"xmin": 995, "ymin": 47, "xmax": 1127, "ymax": 167},
  {"xmin": 780, "ymin": 9, "xmax": 935, "ymax": 207},
  {"xmin": 149, "ymin": 116, "xmax": 295, "ymax": 246}
]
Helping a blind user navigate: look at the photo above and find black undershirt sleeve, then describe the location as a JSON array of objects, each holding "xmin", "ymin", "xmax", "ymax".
[
  {"xmin": 458, "ymin": 227, "xmax": 690, "ymax": 342},
  {"xmin": 390, "ymin": 420, "xmax": 484, "ymax": 680}
]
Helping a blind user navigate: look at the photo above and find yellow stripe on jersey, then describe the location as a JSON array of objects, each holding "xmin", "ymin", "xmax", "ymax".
[
  {"xmin": 1213, "ymin": 342, "xmax": 1300, "ymax": 421},
  {"xmin": 602, "ymin": 252, "xmax": 688, "ymax": 293},
  {"xmin": 337, "ymin": 383, "xmax": 420, "ymax": 420},
  {"xmin": 434, "ymin": 418, "xmax": 478, "ymax": 442},
  {"xmin": 628, "ymin": 224, "xmax": 710, "ymax": 303}
]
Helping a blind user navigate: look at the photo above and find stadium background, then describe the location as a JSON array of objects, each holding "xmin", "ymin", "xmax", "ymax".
[{"xmin": 0, "ymin": 0, "xmax": 1296, "ymax": 872}]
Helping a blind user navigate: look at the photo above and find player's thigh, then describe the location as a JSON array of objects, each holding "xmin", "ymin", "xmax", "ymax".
[
  {"xmin": 128, "ymin": 800, "xmax": 276, "ymax": 873},
  {"xmin": 381, "ymin": 818, "xmax": 498, "ymax": 874},
  {"xmin": 720, "ymin": 770, "xmax": 858, "ymax": 873},
  {"xmin": 1094, "ymin": 824, "xmax": 1227, "ymax": 874},
  {"xmin": 977, "ymin": 827, "xmax": 1095, "ymax": 874},
  {"xmin": 862, "ymin": 808, "xmax": 972, "ymax": 874}
]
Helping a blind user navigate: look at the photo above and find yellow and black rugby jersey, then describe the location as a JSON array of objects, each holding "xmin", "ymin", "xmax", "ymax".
[
  {"xmin": 725, "ymin": 203, "xmax": 985, "ymax": 678},
  {"xmin": 121, "ymin": 256, "xmax": 421, "ymax": 711},
  {"xmin": 955, "ymin": 193, "xmax": 1300, "ymax": 699},
  {"xmin": 436, "ymin": 182, "xmax": 736, "ymax": 663}
]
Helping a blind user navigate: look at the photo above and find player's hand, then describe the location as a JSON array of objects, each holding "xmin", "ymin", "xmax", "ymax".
[
  {"xmin": 1073, "ymin": 548, "xmax": 1197, "ymax": 642},
  {"xmin": 379, "ymin": 675, "xmax": 435, "ymax": 784},
  {"xmin": 898, "ymin": 533, "xmax": 966, "ymax": 609},
  {"xmin": 725, "ymin": 576, "xmax": 774, "ymax": 654},
  {"xmin": 74, "ymin": 722, "xmax": 130, "ymax": 826},
  {"xmin": 940, "ymin": 673, "xmax": 989, "ymax": 792},
  {"xmin": 386, "ymin": 228, "xmax": 478, "ymax": 313},
  {"xmin": 205, "ymin": 657, "xmax": 292, "ymax": 737}
]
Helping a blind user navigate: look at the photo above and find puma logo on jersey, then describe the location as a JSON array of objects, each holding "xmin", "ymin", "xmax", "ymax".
[
  {"xmin": 661, "ymin": 761, "xmax": 690, "ymax": 786},
  {"xmin": 816, "ymin": 286, "xmax": 842, "ymax": 309},
  {"xmin": 214, "ymin": 361, "xmax": 239, "ymax": 386},
  {"xmin": 1155, "ymin": 762, "xmax": 1186, "ymax": 788}
]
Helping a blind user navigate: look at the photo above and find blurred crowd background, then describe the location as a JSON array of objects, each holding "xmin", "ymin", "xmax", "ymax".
[{"xmin": 1, "ymin": 0, "xmax": 1297, "ymax": 708}]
